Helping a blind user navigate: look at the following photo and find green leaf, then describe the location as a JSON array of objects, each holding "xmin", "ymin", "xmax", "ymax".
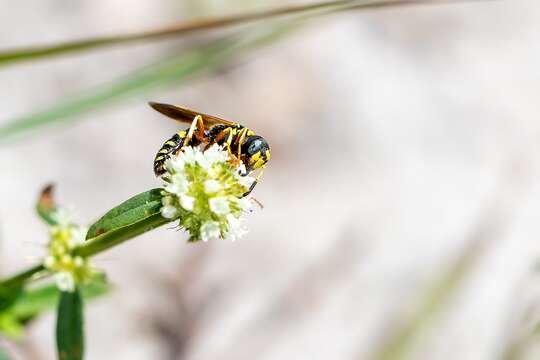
[
  {"xmin": 9, "ymin": 275, "xmax": 108, "ymax": 321},
  {"xmin": 0, "ymin": 0, "xmax": 442, "ymax": 67},
  {"xmin": 56, "ymin": 289, "xmax": 84, "ymax": 360},
  {"xmin": 0, "ymin": 313, "xmax": 24, "ymax": 339},
  {"xmin": 0, "ymin": 285, "xmax": 22, "ymax": 313},
  {"xmin": 0, "ymin": 276, "xmax": 108, "ymax": 340},
  {"xmin": 80, "ymin": 213, "xmax": 170, "ymax": 258},
  {"xmin": 86, "ymin": 188, "xmax": 163, "ymax": 239},
  {"xmin": 36, "ymin": 184, "xmax": 58, "ymax": 226}
]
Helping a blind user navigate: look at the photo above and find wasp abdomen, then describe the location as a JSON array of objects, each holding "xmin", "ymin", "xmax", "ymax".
[{"xmin": 154, "ymin": 131, "xmax": 186, "ymax": 176}]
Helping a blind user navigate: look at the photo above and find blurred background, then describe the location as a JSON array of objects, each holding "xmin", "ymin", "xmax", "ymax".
[{"xmin": 1, "ymin": 0, "xmax": 540, "ymax": 359}]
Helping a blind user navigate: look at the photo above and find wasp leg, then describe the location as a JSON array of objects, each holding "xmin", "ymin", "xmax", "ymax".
[
  {"xmin": 195, "ymin": 115, "xmax": 206, "ymax": 142},
  {"xmin": 206, "ymin": 127, "xmax": 237, "ymax": 164},
  {"xmin": 210, "ymin": 127, "xmax": 233, "ymax": 157},
  {"xmin": 214, "ymin": 127, "xmax": 232, "ymax": 143},
  {"xmin": 214, "ymin": 128, "xmax": 236, "ymax": 160},
  {"xmin": 242, "ymin": 170, "xmax": 264, "ymax": 197},
  {"xmin": 236, "ymin": 128, "xmax": 249, "ymax": 158},
  {"xmin": 184, "ymin": 115, "xmax": 205, "ymax": 146},
  {"xmin": 225, "ymin": 128, "xmax": 234, "ymax": 148}
]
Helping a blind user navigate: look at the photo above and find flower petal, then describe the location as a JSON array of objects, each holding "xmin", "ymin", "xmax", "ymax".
[
  {"xmin": 179, "ymin": 194, "xmax": 195, "ymax": 211},
  {"xmin": 200, "ymin": 221, "xmax": 221, "ymax": 242}
]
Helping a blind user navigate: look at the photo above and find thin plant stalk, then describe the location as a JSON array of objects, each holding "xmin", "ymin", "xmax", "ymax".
[{"xmin": 0, "ymin": 0, "xmax": 485, "ymax": 66}]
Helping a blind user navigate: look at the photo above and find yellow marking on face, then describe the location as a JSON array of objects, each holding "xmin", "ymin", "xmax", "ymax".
[
  {"xmin": 253, "ymin": 158, "xmax": 265, "ymax": 169},
  {"xmin": 251, "ymin": 152, "xmax": 261, "ymax": 161},
  {"xmin": 250, "ymin": 151, "xmax": 266, "ymax": 169},
  {"xmin": 247, "ymin": 130, "xmax": 255, "ymax": 136},
  {"xmin": 265, "ymin": 150, "xmax": 270, "ymax": 161}
]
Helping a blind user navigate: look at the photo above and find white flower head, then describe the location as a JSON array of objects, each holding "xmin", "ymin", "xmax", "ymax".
[
  {"xmin": 160, "ymin": 145, "xmax": 257, "ymax": 242},
  {"xmin": 44, "ymin": 211, "xmax": 95, "ymax": 291}
]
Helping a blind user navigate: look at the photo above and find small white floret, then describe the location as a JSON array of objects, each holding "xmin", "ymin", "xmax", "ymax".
[
  {"xmin": 164, "ymin": 156, "xmax": 185, "ymax": 173},
  {"xmin": 179, "ymin": 194, "xmax": 195, "ymax": 211},
  {"xmin": 68, "ymin": 227, "xmax": 87, "ymax": 248},
  {"xmin": 161, "ymin": 205, "xmax": 178, "ymax": 219},
  {"xmin": 51, "ymin": 208, "xmax": 73, "ymax": 227},
  {"xmin": 204, "ymin": 179, "xmax": 221, "ymax": 194},
  {"xmin": 235, "ymin": 197, "xmax": 253, "ymax": 213},
  {"xmin": 164, "ymin": 174, "xmax": 189, "ymax": 195},
  {"xmin": 237, "ymin": 175, "xmax": 255, "ymax": 190},
  {"xmin": 209, "ymin": 197, "xmax": 231, "ymax": 216},
  {"xmin": 61, "ymin": 254, "xmax": 72, "ymax": 265},
  {"xmin": 74, "ymin": 256, "xmax": 84, "ymax": 268},
  {"xmin": 161, "ymin": 195, "xmax": 174, "ymax": 206},
  {"xmin": 55, "ymin": 272, "xmax": 75, "ymax": 292},
  {"xmin": 179, "ymin": 147, "xmax": 198, "ymax": 164},
  {"xmin": 44, "ymin": 256, "xmax": 55, "ymax": 268},
  {"xmin": 204, "ymin": 144, "xmax": 229, "ymax": 165},
  {"xmin": 200, "ymin": 221, "xmax": 221, "ymax": 242},
  {"xmin": 225, "ymin": 214, "xmax": 248, "ymax": 242}
]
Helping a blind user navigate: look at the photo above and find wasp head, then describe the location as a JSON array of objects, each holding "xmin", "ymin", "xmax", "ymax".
[{"xmin": 241, "ymin": 135, "xmax": 270, "ymax": 174}]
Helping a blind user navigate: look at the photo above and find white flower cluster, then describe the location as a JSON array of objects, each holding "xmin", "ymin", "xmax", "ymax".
[
  {"xmin": 160, "ymin": 144, "xmax": 254, "ymax": 242},
  {"xmin": 43, "ymin": 209, "xmax": 94, "ymax": 292}
]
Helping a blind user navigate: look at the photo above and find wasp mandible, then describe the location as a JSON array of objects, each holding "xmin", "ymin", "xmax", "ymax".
[{"xmin": 150, "ymin": 102, "xmax": 270, "ymax": 196}]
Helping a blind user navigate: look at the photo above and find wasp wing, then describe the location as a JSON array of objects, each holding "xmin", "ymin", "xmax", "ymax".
[{"xmin": 149, "ymin": 102, "xmax": 238, "ymax": 126}]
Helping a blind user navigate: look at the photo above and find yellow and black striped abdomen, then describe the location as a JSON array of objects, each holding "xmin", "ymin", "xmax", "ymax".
[{"xmin": 154, "ymin": 131, "xmax": 187, "ymax": 176}]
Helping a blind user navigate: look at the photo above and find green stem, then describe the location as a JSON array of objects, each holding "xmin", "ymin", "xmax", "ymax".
[
  {"xmin": 76, "ymin": 214, "xmax": 170, "ymax": 257},
  {"xmin": 0, "ymin": 214, "xmax": 172, "ymax": 290}
]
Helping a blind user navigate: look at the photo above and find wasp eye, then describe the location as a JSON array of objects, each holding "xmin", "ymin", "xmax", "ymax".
[{"xmin": 243, "ymin": 136, "xmax": 269, "ymax": 156}]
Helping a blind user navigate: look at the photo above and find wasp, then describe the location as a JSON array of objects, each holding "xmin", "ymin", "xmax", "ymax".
[{"xmin": 150, "ymin": 102, "xmax": 270, "ymax": 196}]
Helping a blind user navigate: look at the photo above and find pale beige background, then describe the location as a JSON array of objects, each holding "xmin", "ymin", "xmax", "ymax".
[{"xmin": 1, "ymin": 0, "xmax": 540, "ymax": 359}]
